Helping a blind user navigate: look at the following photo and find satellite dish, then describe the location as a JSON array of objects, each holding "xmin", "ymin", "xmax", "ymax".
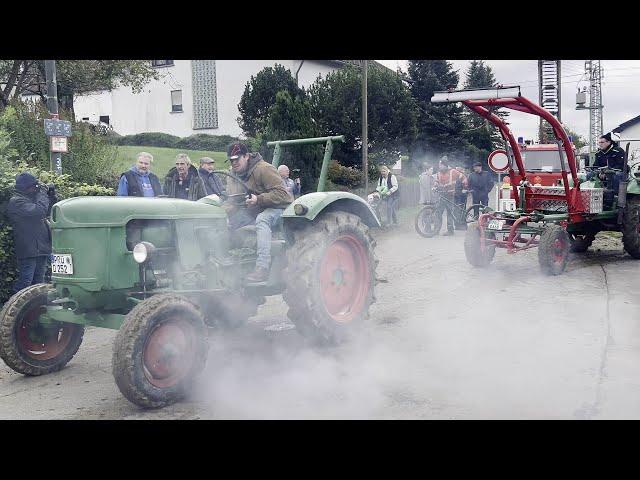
[{"xmin": 488, "ymin": 149, "xmax": 510, "ymax": 173}]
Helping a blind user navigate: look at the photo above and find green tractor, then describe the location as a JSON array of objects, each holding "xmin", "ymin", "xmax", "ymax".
[{"xmin": 0, "ymin": 136, "xmax": 381, "ymax": 408}]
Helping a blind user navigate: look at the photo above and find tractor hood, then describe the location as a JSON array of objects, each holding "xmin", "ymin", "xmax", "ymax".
[{"xmin": 51, "ymin": 196, "xmax": 226, "ymax": 227}]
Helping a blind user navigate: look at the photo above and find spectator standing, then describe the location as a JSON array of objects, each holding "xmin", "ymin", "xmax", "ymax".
[
  {"xmin": 199, "ymin": 156, "xmax": 226, "ymax": 198},
  {"xmin": 163, "ymin": 153, "xmax": 207, "ymax": 201},
  {"xmin": 116, "ymin": 152, "xmax": 163, "ymax": 197},
  {"xmin": 7, "ymin": 173, "xmax": 58, "ymax": 294},
  {"xmin": 278, "ymin": 164, "xmax": 300, "ymax": 199}
]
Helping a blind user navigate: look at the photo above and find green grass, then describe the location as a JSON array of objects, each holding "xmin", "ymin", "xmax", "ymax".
[{"xmin": 114, "ymin": 145, "xmax": 228, "ymax": 181}]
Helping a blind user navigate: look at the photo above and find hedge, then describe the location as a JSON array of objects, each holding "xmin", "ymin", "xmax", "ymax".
[
  {"xmin": 0, "ymin": 159, "xmax": 114, "ymax": 305},
  {"xmin": 110, "ymin": 132, "xmax": 240, "ymax": 152}
]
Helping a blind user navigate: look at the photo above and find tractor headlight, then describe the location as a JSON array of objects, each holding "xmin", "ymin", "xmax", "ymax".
[
  {"xmin": 294, "ymin": 203, "xmax": 308, "ymax": 216},
  {"xmin": 133, "ymin": 242, "xmax": 156, "ymax": 264}
]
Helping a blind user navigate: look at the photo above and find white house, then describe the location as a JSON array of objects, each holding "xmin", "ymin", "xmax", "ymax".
[
  {"xmin": 612, "ymin": 114, "xmax": 640, "ymax": 157},
  {"xmin": 73, "ymin": 60, "xmax": 350, "ymax": 138}
]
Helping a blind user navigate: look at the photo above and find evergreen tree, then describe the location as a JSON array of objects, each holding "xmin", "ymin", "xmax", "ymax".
[
  {"xmin": 405, "ymin": 60, "xmax": 467, "ymax": 169},
  {"xmin": 462, "ymin": 60, "xmax": 506, "ymax": 157},
  {"xmin": 237, "ymin": 64, "xmax": 303, "ymax": 137}
]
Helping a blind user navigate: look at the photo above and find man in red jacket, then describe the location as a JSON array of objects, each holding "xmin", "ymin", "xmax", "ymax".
[{"xmin": 434, "ymin": 157, "xmax": 463, "ymax": 236}]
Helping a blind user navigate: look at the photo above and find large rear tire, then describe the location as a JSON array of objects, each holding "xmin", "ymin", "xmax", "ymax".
[
  {"xmin": 112, "ymin": 294, "xmax": 208, "ymax": 408},
  {"xmin": 415, "ymin": 205, "xmax": 436, "ymax": 237},
  {"xmin": 0, "ymin": 284, "xmax": 84, "ymax": 376},
  {"xmin": 464, "ymin": 223, "xmax": 496, "ymax": 267},
  {"xmin": 283, "ymin": 211, "xmax": 377, "ymax": 345},
  {"xmin": 538, "ymin": 224, "xmax": 570, "ymax": 275},
  {"xmin": 622, "ymin": 196, "xmax": 640, "ymax": 259}
]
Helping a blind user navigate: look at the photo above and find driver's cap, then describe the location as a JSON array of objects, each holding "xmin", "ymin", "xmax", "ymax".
[{"xmin": 227, "ymin": 142, "xmax": 249, "ymax": 160}]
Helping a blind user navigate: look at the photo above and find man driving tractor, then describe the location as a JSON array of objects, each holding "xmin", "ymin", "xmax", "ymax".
[
  {"xmin": 591, "ymin": 132, "xmax": 626, "ymax": 208},
  {"xmin": 225, "ymin": 142, "xmax": 293, "ymax": 282}
]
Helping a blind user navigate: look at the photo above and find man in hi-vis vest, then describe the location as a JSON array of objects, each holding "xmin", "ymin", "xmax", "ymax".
[
  {"xmin": 377, "ymin": 165, "xmax": 399, "ymax": 227},
  {"xmin": 434, "ymin": 156, "xmax": 462, "ymax": 236}
]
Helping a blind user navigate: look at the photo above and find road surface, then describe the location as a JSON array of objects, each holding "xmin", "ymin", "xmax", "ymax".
[{"xmin": 1, "ymin": 219, "xmax": 639, "ymax": 419}]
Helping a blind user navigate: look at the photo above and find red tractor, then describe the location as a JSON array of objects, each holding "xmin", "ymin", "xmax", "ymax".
[{"xmin": 431, "ymin": 86, "xmax": 640, "ymax": 275}]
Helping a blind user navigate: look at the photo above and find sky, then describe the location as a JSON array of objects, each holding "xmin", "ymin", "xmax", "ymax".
[{"xmin": 376, "ymin": 60, "xmax": 640, "ymax": 145}]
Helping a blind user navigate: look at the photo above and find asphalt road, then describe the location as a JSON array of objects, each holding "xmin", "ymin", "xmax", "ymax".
[{"xmin": 1, "ymin": 221, "xmax": 640, "ymax": 419}]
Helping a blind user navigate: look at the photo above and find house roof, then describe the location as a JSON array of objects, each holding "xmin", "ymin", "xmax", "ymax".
[{"xmin": 612, "ymin": 114, "xmax": 640, "ymax": 133}]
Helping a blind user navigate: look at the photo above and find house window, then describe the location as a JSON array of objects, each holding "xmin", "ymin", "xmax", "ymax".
[
  {"xmin": 99, "ymin": 115, "xmax": 110, "ymax": 125},
  {"xmin": 152, "ymin": 60, "xmax": 174, "ymax": 68},
  {"xmin": 171, "ymin": 90, "xmax": 183, "ymax": 112}
]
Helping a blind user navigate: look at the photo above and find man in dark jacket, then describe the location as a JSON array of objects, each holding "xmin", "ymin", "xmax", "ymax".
[
  {"xmin": 593, "ymin": 132, "xmax": 627, "ymax": 208},
  {"xmin": 116, "ymin": 151, "xmax": 163, "ymax": 197},
  {"xmin": 467, "ymin": 161, "xmax": 494, "ymax": 217},
  {"xmin": 199, "ymin": 157, "xmax": 226, "ymax": 198},
  {"xmin": 164, "ymin": 153, "xmax": 207, "ymax": 201},
  {"xmin": 7, "ymin": 172, "xmax": 57, "ymax": 294}
]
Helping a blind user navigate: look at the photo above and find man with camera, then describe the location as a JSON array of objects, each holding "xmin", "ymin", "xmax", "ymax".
[
  {"xmin": 278, "ymin": 164, "xmax": 301, "ymax": 199},
  {"xmin": 7, "ymin": 172, "xmax": 59, "ymax": 294}
]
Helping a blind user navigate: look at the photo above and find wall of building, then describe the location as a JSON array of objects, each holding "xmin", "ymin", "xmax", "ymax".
[
  {"xmin": 619, "ymin": 123, "xmax": 640, "ymax": 158},
  {"xmin": 73, "ymin": 60, "xmax": 342, "ymax": 139}
]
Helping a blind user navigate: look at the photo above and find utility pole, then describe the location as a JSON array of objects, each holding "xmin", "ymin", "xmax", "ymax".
[
  {"xmin": 45, "ymin": 60, "xmax": 62, "ymax": 174},
  {"xmin": 576, "ymin": 60, "xmax": 604, "ymax": 164},
  {"xmin": 362, "ymin": 60, "xmax": 368, "ymax": 197}
]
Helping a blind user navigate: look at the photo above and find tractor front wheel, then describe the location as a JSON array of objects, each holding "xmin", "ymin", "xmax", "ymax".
[
  {"xmin": 622, "ymin": 196, "xmax": 640, "ymax": 259},
  {"xmin": 464, "ymin": 223, "xmax": 496, "ymax": 267},
  {"xmin": 538, "ymin": 224, "xmax": 570, "ymax": 275},
  {"xmin": 283, "ymin": 211, "xmax": 377, "ymax": 345},
  {"xmin": 112, "ymin": 294, "xmax": 208, "ymax": 408},
  {"xmin": 0, "ymin": 284, "xmax": 84, "ymax": 376}
]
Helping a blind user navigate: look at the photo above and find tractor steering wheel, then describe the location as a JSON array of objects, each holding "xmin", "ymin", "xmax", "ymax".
[{"xmin": 212, "ymin": 170, "xmax": 254, "ymax": 208}]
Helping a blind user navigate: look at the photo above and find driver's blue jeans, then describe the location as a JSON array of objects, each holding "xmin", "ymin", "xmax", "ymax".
[{"xmin": 255, "ymin": 208, "xmax": 284, "ymax": 270}]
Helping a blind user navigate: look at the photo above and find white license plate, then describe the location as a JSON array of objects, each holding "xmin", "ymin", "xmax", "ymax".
[
  {"xmin": 487, "ymin": 220, "xmax": 505, "ymax": 230},
  {"xmin": 52, "ymin": 254, "xmax": 73, "ymax": 275}
]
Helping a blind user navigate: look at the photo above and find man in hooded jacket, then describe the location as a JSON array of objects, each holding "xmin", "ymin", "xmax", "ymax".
[
  {"xmin": 225, "ymin": 142, "xmax": 292, "ymax": 282},
  {"xmin": 7, "ymin": 172, "xmax": 58, "ymax": 294},
  {"xmin": 163, "ymin": 153, "xmax": 207, "ymax": 201}
]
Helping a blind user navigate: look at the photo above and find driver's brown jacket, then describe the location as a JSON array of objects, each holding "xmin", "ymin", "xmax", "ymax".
[{"xmin": 225, "ymin": 153, "xmax": 293, "ymax": 217}]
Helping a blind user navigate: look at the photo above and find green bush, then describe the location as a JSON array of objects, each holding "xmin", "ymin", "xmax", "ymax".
[
  {"xmin": 0, "ymin": 156, "xmax": 114, "ymax": 305},
  {"xmin": 0, "ymin": 101, "xmax": 119, "ymax": 185},
  {"xmin": 111, "ymin": 132, "xmax": 180, "ymax": 148},
  {"xmin": 175, "ymin": 134, "xmax": 239, "ymax": 152},
  {"xmin": 327, "ymin": 160, "xmax": 364, "ymax": 189}
]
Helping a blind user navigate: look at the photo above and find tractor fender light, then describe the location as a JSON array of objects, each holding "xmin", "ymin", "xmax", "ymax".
[
  {"xmin": 133, "ymin": 241, "xmax": 156, "ymax": 264},
  {"xmin": 294, "ymin": 204, "xmax": 308, "ymax": 216}
]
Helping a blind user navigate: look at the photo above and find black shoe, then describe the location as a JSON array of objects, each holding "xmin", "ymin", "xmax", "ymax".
[{"xmin": 246, "ymin": 266, "xmax": 269, "ymax": 282}]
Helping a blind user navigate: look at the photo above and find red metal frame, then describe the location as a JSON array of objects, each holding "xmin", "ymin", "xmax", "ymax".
[{"xmin": 462, "ymin": 96, "xmax": 585, "ymax": 224}]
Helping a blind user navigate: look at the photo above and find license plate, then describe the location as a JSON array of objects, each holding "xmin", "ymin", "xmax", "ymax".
[
  {"xmin": 487, "ymin": 220, "xmax": 505, "ymax": 230},
  {"xmin": 52, "ymin": 254, "xmax": 73, "ymax": 275}
]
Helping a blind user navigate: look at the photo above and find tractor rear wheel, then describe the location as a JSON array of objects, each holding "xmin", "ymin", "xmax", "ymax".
[
  {"xmin": 569, "ymin": 233, "xmax": 596, "ymax": 253},
  {"xmin": 112, "ymin": 294, "xmax": 208, "ymax": 408},
  {"xmin": 538, "ymin": 224, "xmax": 570, "ymax": 275},
  {"xmin": 464, "ymin": 223, "xmax": 496, "ymax": 267},
  {"xmin": 0, "ymin": 284, "xmax": 84, "ymax": 376},
  {"xmin": 415, "ymin": 205, "xmax": 436, "ymax": 237},
  {"xmin": 622, "ymin": 196, "xmax": 640, "ymax": 259},
  {"xmin": 283, "ymin": 211, "xmax": 377, "ymax": 345}
]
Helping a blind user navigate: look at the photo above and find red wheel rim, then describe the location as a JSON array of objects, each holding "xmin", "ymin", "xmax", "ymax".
[
  {"xmin": 553, "ymin": 237, "xmax": 567, "ymax": 264},
  {"xmin": 319, "ymin": 234, "xmax": 370, "ymax": 324},
  {"xmin": 143, "ymin": 319, "xmax": 196, "ymax": 388},
  {"xmin": 16, "ymin": 306, "xmax": 73, "ymax": 361}
]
